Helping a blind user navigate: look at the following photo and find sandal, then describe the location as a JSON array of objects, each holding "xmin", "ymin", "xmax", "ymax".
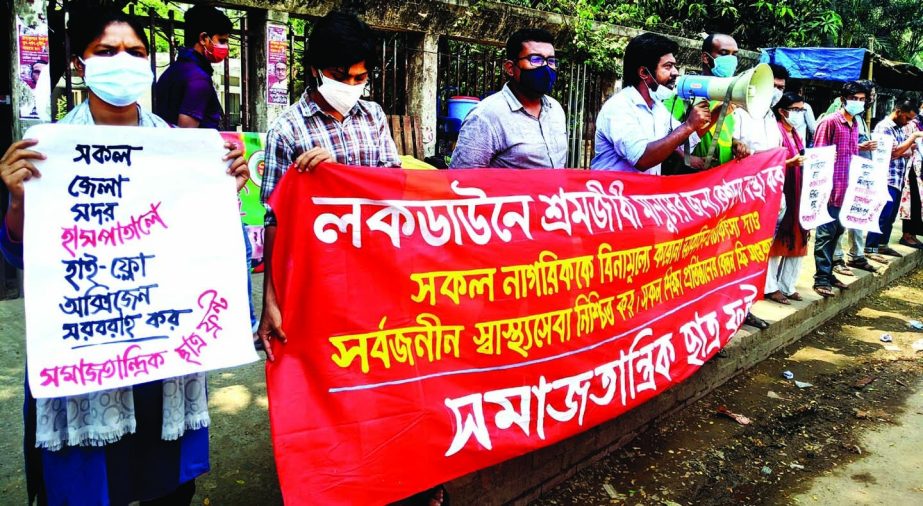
[
  {"xmin": 832, "ymin": 264, "xmax": 855, "ymax": 276},
  {"xmin": 765, "ymin": 290, "xmax": 791, "ymax": 305},
  {"xmin": 832, "ymin": 279, "xmax": 849, "ymax": 290},
  {"xmin": 785, "ymin": 291, "xmax": 803, "ymax": 301},
  {"xmin": 846, "ymin": 259, "xmax": 877, "ymax": 273},
  {"xmin": 813, "ymin": 285, "xmax": 835, "ymax": 298}
]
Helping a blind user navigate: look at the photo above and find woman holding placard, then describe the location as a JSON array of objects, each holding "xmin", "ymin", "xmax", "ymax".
[
  {"xmin": 764, "ymin": 92, "xmax": 808, "ymax": 304},
  {"xmin": 0, "ymin": 6, "xmax": 248, "ymax": 505}
]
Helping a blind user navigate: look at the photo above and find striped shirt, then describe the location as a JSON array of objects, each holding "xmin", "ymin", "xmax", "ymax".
[
  {"xmin": 872, "ymin": 116, "xmax": 909, "ymax": 189},
  {"xmin": 812, "ymin": 110, "xmax": 859, "ymax": 207},
  {"xmin": 261, "ymin": 93, "xmax": 402, "ymax": 225}
]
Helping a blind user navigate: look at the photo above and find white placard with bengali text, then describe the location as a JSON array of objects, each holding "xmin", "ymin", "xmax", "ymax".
[
  {"xmin": 839, "ymin": 155, "xmax": 889, "ymax": 233},
  {"xmin": 871, "ymin": 133, "xmax": 895, "ymax": 200},
  {"xmin": 23, "ymin": 124, "xmax": 258, "ymax": 398},
  {"xmin": 799, "ymin": 146, "xmax": 836, "ymax": 229}
]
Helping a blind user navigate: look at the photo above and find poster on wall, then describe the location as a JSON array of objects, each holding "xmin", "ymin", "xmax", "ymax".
[
  {"xmin": 17, "ymin": 9, "xmax": 51, "ymax": 121},
  {"xmin": 266, "ymin": 24, "xmax": 289, "ymax": 106}
]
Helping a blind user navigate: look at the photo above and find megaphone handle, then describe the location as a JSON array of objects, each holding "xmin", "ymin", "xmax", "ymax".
[{"xmin": 703, "ymin": 76, "xmax": 741, "ymax": 168}]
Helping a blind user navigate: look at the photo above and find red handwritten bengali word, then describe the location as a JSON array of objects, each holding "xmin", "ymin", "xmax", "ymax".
[
  {"xmin": 39, "ymin": 344, "xmax": 166, "ymax": 388},
  {"xmin": 60, "ymin": 202, "xmax": 167, "ymax": 257},
  {"xmin": 175, "ymin": 289, "xmax": 229, "ymax": 365}
]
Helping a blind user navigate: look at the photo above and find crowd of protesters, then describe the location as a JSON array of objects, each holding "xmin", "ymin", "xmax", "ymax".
[{"xmin": 1, "ymin": 4, "xmax": 922, "ymax": 505}]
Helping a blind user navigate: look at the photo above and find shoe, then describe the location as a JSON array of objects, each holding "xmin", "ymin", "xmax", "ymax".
[
  {"xmin": 846, "ymin": 259, "xmax": 878, "ymax": 273},
  {"xmin": 866, "ymin": 253, "xmax": 892, "ymax": 264},
  {"xmin": 744, "ymin": 312, "xmax": 770, "ymax": 330},
  {"xmin": 878, "ymin": 246, "xmax": 903, "ymax": 257},
  {"xmin": 898, "ymin": 238, "xmax": 923, "ymax": 250},
  {"xmin": 833, "ymin": 264, "xmax": 855, "ymax": 276}
]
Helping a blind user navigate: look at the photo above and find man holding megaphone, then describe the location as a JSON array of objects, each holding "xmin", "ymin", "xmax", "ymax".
[
  {"xmin": 663, "ymin": 33, "xmax": 753, "ymax": 171},
  {"xmin": 591, "ymin": 33, "xmax": 711, "ymax": 174}
]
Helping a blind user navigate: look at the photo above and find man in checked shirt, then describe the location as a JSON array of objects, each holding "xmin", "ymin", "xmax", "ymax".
[
  {"xmin": 257, "ymin": 11, "xmax": 401, "ymax": 358},
  {"xmin": 811, "ymin": 80, "xmax": 878, "ymax": 298}
]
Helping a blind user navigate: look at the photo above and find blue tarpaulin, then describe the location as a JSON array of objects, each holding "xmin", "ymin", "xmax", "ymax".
[
  {"xmin": 760, "ymin": 47, "xmax": 923, "ymax": 91},
  {"xmin": 760, "ymin": 47, "xmax": 866, "ymax": 81}
]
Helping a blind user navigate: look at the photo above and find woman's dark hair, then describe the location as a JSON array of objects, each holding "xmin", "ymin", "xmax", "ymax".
[
  {"xmin": 505, "ymin": 28, "xmax": 554, "ymax": 60},
  {"xmin": 67, "ymin": 6, "xmax": 150, "ymax": 56},
  {"xmin": 623, "ymin": 32, "xmax": 678, "ymax": 87},
  {"xmin": 306, "ymin": 11, "xmax": 375, "ymax": 72},
  {"xmin": 184, "ymin": 4, "xmax": 233, "ymax": 46},
  {"xmin": 772, "ymin": 92, "xmax": 804, "ymax": 121}
]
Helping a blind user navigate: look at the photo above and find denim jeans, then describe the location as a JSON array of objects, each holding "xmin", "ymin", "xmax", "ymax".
[
  {"xmin": 833, "ymin": 228, "xmax": 866, "ymax": 262},
  {"xmin": 814, "ymin": 205, "xmax": 845, "ymax": 287},
  {"xmin": 242, "ymin": 224, "xmax": 256, "ymax": 331},
  {"xmin": 866, "ymin": 185, "xmax": 902, "ymax": 251}
]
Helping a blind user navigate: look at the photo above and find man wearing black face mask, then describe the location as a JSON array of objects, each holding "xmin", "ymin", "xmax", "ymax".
[{"xmin": 450, "ymin": 29, "xmax": 567, "ymax": 169}]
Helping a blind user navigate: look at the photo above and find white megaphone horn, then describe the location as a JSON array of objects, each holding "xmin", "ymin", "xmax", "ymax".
[{"xmin": 676, "ymin": 63, "xmax": 774, "ymax": 118}]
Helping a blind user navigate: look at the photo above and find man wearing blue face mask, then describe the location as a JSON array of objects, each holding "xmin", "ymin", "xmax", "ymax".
[
  {"xmin": 591, "ymin": 32, "xmax": 710, "ymax": 173},
  {"xmin": 450, "ymin": 29, "xmax": 568, "ymax": 169},
  {"xmin": 664, "ymin": 33, "xmax": 751, "ymax": 171}
]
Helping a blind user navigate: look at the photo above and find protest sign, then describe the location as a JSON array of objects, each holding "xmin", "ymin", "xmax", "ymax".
[
  {"xmin": 23, "ymin": 124, "xmax": 258, "ymax": 399},
  {"xmin": 265, "ymin": 149, "xmax": 786, "ymax": 504},
  {"xmin": 871, "ymin": 133, "xmax": 895, "ymax": 200},
  {"xmin": 840, "ymin": 155, "xmax": 889, "ymax": 232},
  {"xmin": 799, "ymin": 146, "xmax": 836, "ymax": 229}
]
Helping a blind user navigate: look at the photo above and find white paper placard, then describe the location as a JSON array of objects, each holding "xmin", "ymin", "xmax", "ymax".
[
  {"xmin": 23, "ymin": 124, "xmax": 258, "ymax": 398},
  {"xmin": 839, "ymin": 155, "xmax": 889, "ymax": 233},
  {"xmin": 799, "ymin": 146, "xmax": 836, "ymax": 229}
]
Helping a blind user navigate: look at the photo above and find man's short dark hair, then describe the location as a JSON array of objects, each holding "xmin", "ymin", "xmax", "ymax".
[
  {"xmin": 623, "ymin": 32, "xmax": 678, "ymax": 87},
  {"xmin": 701, "ymin": 33, "xmax": 730, "ymax": 54},
  {"xmin": 768, "ymin": 63, "xmax": 790, "ymax": 80},
  {"xmin": 306, "ymin": 11, "xmax": 375, "ymax": 71},
  {"xmin": 841, "ymin": 80, "xmax": 867, "ymax": 97},
  {"xmin": 184, "ymin": 5, "xmax": 232, "ymax": 46},
  {"xmin": 896, "ymin": 98, "xmax": 920, "ymax": 113},
  {"xmin": 505, "ymin": 29, "xmax": 554, "ymax": 60}
]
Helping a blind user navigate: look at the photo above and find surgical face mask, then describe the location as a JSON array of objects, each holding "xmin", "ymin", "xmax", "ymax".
[
  {"xmin": 786, "ymin": 109, "xmax": 806, "ymax": 128},
  {"xmin": 81, "ymin": 52, "xmax": 153, "ymax": 107},
  {"xmin": 203, "ymin": 37, "xmax": 229, "ymax": 63},
  {"xmin": 644, "ymin": 68, "xmax": 675, "ymax": 102},
  {"xmin": 708, "ymin": 54, "xmax": 738, "ymax": 78},
  {"xmin": 770, "ymin": 88, "xmax": 784, "ymax": 107},
  {"xmin": 844, "ymin": 100, "xmax": 866, "ymax": 117},
  {"xmin": 316, "ymin": 72, "xmax": 365, "ymax": 116}
]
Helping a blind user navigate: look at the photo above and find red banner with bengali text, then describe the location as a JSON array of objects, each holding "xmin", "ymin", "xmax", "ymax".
[{"xmin": 266, "ymin": 149, "xmax": 786, "ymax": 505}]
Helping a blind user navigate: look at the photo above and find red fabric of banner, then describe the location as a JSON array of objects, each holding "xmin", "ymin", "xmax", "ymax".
[{"xmin": 266, "ymin": 149, "xmax": 786, "ymax": 504}]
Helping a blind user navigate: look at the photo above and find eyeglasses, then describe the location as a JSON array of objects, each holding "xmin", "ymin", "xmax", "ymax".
[{"xmin": 517, "ymin": 54, "xmax": 559, "ymax": 69}]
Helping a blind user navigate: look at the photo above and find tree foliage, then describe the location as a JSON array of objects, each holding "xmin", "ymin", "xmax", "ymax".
[{"xmin": 503, "ymin": 0, "xmax": 923, "ymax": 73}]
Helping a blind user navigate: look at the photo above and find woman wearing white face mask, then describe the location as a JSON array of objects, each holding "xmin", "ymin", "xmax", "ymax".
[
  {"xmin": 764, "ymin": 93, "xmax": 808, "ymax": 305},
  {"xmin": 0, "ymin": 8, "xmax": 249, "ymax": 505}
]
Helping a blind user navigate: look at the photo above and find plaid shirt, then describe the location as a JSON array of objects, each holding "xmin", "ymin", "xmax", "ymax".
[
  {"xmin": 873, "ymin": 116, "xmax": 909, "ymax": 189},
  {"xmin": 261, "ymin": 93, "xmax": 402, "ymax": 225},
  {"xmin": 813, "ymin": 110, "xmax": 859, "ymax": 207}
]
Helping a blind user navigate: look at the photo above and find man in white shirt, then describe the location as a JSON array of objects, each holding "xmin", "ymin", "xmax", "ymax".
[{"xmin": 591, "ymin": 32, "xmax": 710, "ymax": 174}]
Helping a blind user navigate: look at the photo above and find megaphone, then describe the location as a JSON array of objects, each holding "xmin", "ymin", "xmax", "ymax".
[{"xmin": 676, "ymin": 63, "xmax": 774, "ymax": 118}]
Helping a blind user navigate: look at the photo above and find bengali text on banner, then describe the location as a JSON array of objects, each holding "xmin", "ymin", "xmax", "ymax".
[{"xmin": 265, "ymin": 148, "xmax": 786, "ymax": 504}]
